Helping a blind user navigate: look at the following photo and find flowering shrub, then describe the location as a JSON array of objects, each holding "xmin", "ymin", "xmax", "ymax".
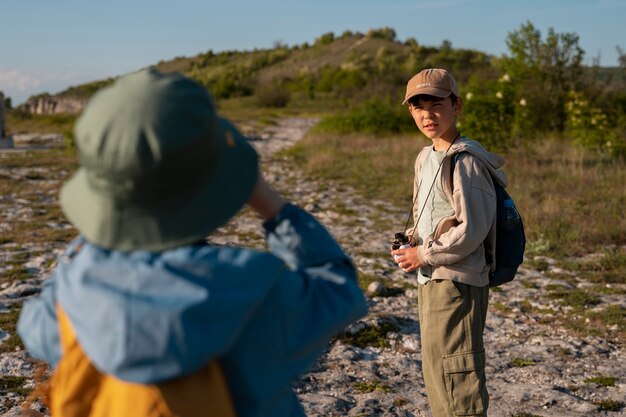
[
  {"xmin": 459, "ymin": 75, "xmax": 516, "ymax": 153},
  {"xmin": 565, "ymin": 91, "xmax": 626, "ymax": 158}
]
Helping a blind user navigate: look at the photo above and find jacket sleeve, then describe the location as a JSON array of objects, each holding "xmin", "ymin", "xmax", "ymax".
[
  {"xmin": 418, "ymin": 153, "xmax": 496, "ymax": 266},
  {"xmin": 219, "ymin": 204, "xmax": 368, "ymax": 415},
  {"xmin": 17, "ymin": 272, "xmax": 61, "ymax": 367},
  {"xmin": 265, "ymin": 205, "xmax": 367, "ymax": 347},
  {"xmin": 264, "ymin": 203, "xmax": 368, "ymax": 371}
]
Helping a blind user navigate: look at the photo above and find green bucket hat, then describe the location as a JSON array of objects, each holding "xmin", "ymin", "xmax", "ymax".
[{"xmin": 60, "ymin": 68, "xmax": 259, "ymax": 251}]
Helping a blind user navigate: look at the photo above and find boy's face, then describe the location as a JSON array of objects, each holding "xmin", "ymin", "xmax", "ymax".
[{"xmin": 408, "ymin": 95, "xmax": 462, "ymax": 141}]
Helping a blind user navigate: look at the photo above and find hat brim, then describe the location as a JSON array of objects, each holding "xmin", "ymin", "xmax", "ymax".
[
  {"xmin": 60, "ymin": 117, "xmax": 259, "ymax": 251},
  {"xmin": 402, "ymin": 87, "xmax": 452, "ymax": 105}
]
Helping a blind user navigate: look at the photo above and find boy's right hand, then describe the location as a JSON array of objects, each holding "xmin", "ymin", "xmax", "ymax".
[
  {"xmin": 390, "ymin": 246, "xmax": 424, "ymax": 273},
  {"xmin": 247, "ymin": 174, "xmax": 287, "ymax": 221}
]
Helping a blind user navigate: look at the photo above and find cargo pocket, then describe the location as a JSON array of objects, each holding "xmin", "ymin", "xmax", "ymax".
[{"xmin": 443, "ymin": 350, "xmax": 488, "ymax": 416}]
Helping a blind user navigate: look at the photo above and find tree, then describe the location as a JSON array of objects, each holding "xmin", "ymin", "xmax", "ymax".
[
  {"xmin": 502, "ymin": 21, "xmax": 585, "ymax": 132},
  {"xmin": 617, "ymin": 46, "xmax": 626, "ymax": 69},
  {"xmin": 366, "ymin": 27, "xmax": 396, "ymax": 41}
]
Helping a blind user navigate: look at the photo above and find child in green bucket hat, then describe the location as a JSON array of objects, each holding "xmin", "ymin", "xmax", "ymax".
[{"xmin": 18, "ymin": 68, "xmax": 367, "ymax": 417}]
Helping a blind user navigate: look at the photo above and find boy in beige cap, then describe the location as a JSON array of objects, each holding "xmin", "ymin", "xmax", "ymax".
[{"xmin": 391, "ymin": 68, "xmax": 508, "ymax": 416}]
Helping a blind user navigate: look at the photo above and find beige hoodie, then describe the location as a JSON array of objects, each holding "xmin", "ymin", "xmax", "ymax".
[{"xmin": 406, "ymin": 137, "xmax": 506, "ymax": 287}]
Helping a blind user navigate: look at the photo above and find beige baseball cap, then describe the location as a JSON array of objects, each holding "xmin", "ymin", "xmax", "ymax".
[{"xmin": 402, "ymin": 68, "xmax": 459, "ymax": 105}]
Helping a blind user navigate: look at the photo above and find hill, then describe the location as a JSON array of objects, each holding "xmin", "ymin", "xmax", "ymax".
[
  {"xmin": 9, "ymin": 24, "xmax": 625, "ymax": 159},
  {"xmin": 17, "ymin": 28, "xmax": 496, "ymax": 115}
]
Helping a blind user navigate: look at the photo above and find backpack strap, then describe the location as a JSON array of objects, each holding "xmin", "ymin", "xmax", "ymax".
[{"xmin": 449, "ymin": 151, "xmax": 463, "ymax": 192}]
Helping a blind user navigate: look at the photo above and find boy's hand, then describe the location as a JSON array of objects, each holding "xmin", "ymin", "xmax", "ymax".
[
  {"xmin": 390, "ymin": 246, "xmax": 424, "ymax": 272},
  {"xmin": 247, "ymin": 174, "xmax": 287, "ymax": 221}
]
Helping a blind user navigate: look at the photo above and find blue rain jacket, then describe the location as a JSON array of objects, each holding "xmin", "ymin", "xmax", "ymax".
[{"xmin": 18, "ymin": 204, "xmax": 367, "ymax": 416}]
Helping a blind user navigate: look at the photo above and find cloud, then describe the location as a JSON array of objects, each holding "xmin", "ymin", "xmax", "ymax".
[
  {"xmin": 0, "ymin": 67, "xmax": 81, "ymax": 105},
  {"xmin": 0, "ymin": 68, "xmax": 44, "ymax": 93}
]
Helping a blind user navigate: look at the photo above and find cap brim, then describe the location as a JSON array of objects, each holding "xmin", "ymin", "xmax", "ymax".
[
  {"xmin": 402, "ymin": 87, "xmax": 452, "ymax": 105},
  {"xmin": 60, "ymin": 117, "xmax": 258, "ymax": 251}
]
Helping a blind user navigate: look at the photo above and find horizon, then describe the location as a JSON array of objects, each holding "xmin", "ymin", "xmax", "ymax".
[{"xmin": 1, "ymin": 0, "xmax": 625, "ymax": 106}]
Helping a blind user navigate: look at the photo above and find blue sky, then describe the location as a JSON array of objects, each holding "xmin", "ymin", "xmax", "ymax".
[{"xmin": 1, "ymin": 0, "xmax": 624, "ymax": 105}]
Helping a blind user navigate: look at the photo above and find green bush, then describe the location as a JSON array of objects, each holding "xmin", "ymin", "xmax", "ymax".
[
  {"xmin": 255, "ymin": 84, "xmax": 291, "ymax": 108},
  {"xmin": 366, "ymin": 27, "xmax": 397, "ymax": 41},
  {"xmin": 460, "ymin": 76, "xmax": 516, "ymax": 153},
  {"xmin": 315, "ymin": 32, "xmax": 335, "ymax": 46},
  {"xmin": 566, "ymin": 91, "xmax": 626, "ymax": 158},
  {"xmin": 63, "ymin": 128, "xmax": 75, "ymax": 149},
  {"xmin": 501, "ymin": 21, "xmax": 585, "ymax": 133},
  {"xmin": 208, "ymin": 67, "xmax": 254, "ymax": 99},
  {"xmin": 316, "ymin": 66, "xmax": 367, "ymax": 94},
  {"xmin": 314, "ymin": 98, "xmax": 413, "ymax": 136}
]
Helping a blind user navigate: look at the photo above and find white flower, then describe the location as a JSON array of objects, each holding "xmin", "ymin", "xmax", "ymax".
[
  {"xmin": 496, "ymin": 91, "xmax": 503, "ymax": 99},
  {"xmin": 519, "ymin": 98, "xmax": 527, "ymax": 106},
  {"xmin": 500, "ymin": 73, "xmax": 511, "ymax": 82},
  {"xmin": 466, "ymin": 92, "xmax": 473, "ymax": 100}
]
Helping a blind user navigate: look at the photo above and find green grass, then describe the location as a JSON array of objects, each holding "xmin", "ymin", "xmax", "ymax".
[
  {"xmin": 5, "ymin": 110, "xmax": 77, "ymax": 136},
  {"xmin": 283, "ymin": 132, "xmax": 424, "ymax": 204},
  {"xmin": 0, "ymin": 147, "xmax": 79, "ymax": 312},
  {"xmin": 1, "ymin": 263, "xmax": 32, "ymax": 283},
  {"xmin": 0, "ymin": 149, "xmax": 78, "ymax": 249},
  {"xmin": 588, "ymin": 284, "xmax": 626, "ymax": 295},
  {"xmin": 521, "ymin": 280, "xmax": 539, "ymax": 289},
  {"xmin": 0, "ymin": 304, "xmax": 24, "ymax": 353},
  {"xmin": 584, "ymin": 376, "xmax": 617, "ymax": 387},
  {"xmin": 537, "ymin": 282, "xmax": 625, "ymax": 341},
  {"xmin": 585, "ymin": 305, "xmax": 625, "ymax": 327},
  {"xmin": 393, "ymin": 397, "xmax": 409, "ymax": 407},
  {"xmin": 511, "ymin": 357, "xmax": 540, "ymax": 368},
  {"xmin": 353, "ymin": 379, "xmax": 392, "ymax": 394},
  {"xmin": 593, "ymin": 399, "xmax": 624, "ymax": 412},
  {"xmin": 338, "ymin": 319, "xmax": 400, "ymax": 349},
  {"xmin": 558, "ymin": 347, "xmax": 571, "ymax": 357},
  {"xmin": 550, "ymin": 305, "xmax": 625, "ymax": 342},
  {"xmin": 544, "ymin": 287, "xmax": 601, "ymax": 308},
  {"xmin": 356, "ymin": 272, "xmax": 409, "ymax": 297},
  {"xmin": 523, "ymin": 258, "xmax": 550, "ymax": 272},
  {"xmin": 561, "ymin": 249, "xmax": 626, "ymax": 284},
  {"xmin": 357, "ymin": 272, "xmax": 380, "ymax": 290},
  {"xmin": 0, "ymin": 376, "xmax": 31, "ymax": 397},
  {"xmin": 492, "ymin": 301, "xmax": 514, "ymax": 314}
]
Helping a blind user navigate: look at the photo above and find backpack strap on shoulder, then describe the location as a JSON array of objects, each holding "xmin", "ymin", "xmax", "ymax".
[{"xmin": 449, "ymin": 151, "xmax": 464, "ymax": 191}]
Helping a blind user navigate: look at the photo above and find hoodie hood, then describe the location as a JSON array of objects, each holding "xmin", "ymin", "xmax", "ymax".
[
  {"xmin": 53, "ymin": 240, "xmax": 283, "ymax": 383},
  {"xmin": 449, "ymin": 138, "xmax": 507, "ymax": 187}
]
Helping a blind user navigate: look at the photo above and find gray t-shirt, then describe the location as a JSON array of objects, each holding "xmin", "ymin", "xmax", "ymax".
[{"xmin": 416, "ymin": 149, "xmax": 455, "ymax": 283}]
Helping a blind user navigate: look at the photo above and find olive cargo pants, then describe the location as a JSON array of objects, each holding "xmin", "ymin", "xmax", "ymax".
[{"xmin": 417, "ymin": 279, "xmax": 489, "ymax": 417}]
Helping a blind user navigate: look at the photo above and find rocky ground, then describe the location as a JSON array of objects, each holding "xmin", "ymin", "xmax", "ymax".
[{"xmin": 1, "ymin": 120, "xmax": 624, "ymax": 417}]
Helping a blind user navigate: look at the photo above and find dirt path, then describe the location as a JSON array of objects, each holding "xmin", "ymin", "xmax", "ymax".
[{"xmin": 1, "ymin": 119, "xmax": 624, "ymax": 417}]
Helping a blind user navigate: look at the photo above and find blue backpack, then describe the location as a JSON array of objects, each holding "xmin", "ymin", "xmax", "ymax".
[{"xmin": 452, "ymin": 153, "xmax": 526, "ymax": 287}]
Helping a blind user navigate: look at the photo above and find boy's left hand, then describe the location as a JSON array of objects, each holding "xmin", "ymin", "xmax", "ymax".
[{"xmin": 390, "ymin": 246, "xmax": 423, "ymax": 272}]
